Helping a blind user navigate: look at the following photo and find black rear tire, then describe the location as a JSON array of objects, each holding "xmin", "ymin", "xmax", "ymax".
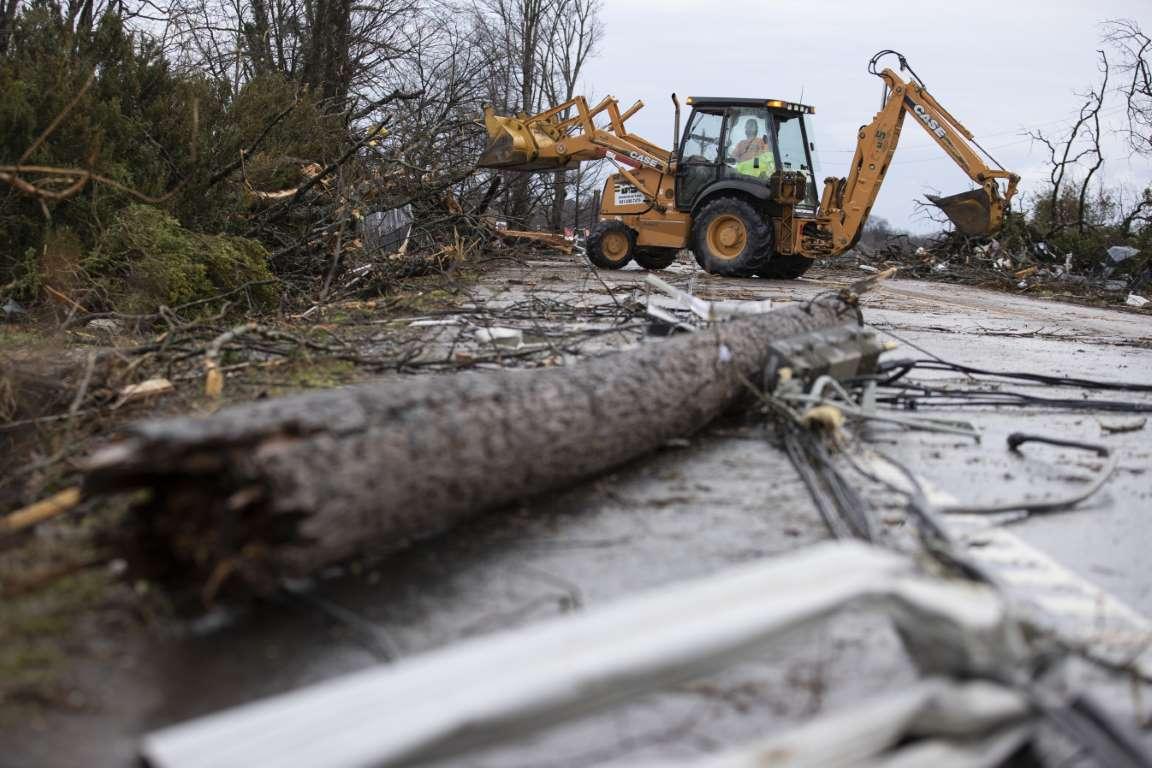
[
  {"xmin": 634, "ymin": 247, "xmax": 678, "ymax": 270},
  {"xmin": 586, "ymin": 220, "xmax": 636, "ymax": 270},
  {"xmin": 755, "ymin": 252, "xmax": 815, "ymax": 279},
  {"xmin": 691, "ymin": 197, "xmax": 773, "ymax": 277}
]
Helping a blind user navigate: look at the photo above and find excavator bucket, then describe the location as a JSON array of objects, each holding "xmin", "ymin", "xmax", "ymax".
[
  {"xmin": 926, "ymin": 189, "xmax": 998, "ymax": 237},
  {"xmin": 478, "ymin": 107, "xmax": 580, "ymax": 172}
]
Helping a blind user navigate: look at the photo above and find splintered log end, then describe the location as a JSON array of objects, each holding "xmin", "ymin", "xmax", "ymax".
[{"xmin": 81, "ymin": 432, "xmax": 304, "ymax": 602}]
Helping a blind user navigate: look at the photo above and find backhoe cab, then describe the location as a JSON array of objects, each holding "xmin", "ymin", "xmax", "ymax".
[{"xmin": 478, "ymin": 51, "xmax": 1020, "ymax": 279}]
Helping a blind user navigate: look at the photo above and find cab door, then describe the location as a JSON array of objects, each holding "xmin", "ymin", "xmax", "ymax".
[
  {"xmin": 674, "ymin": 109, "xmax": 725, "ymax": 211},
  {"xmin": 774, "ymin": 112, "xmax": 820, "ymax": 210}
]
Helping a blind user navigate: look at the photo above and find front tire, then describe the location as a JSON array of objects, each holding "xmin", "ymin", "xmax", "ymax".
[
  {"xmin": 634, "ymin": 247, "xmax": 678, "ymax": 270},
  {"xmin": 586, "ymin": 220, "xmax": 635, "ymax": 270},
  {"xmin": 691, "ymin": 197, "xmax": 773, "ymax": 277}
]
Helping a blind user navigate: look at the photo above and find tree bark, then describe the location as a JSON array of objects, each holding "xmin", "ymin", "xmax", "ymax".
[
  {"xmin": 301, "ymin": 0, "xmax": 353, "ymax": 103},
  {"xmin": 507, "ymin": 0, "xmax": 544, "ymax": 221},
  {"xmin": 84, "ymin": 295, "xmax": 859, "ymax": 594},
  {"xmin": 549, "ymin": 169, "xmax": 566, "ymax": 231},
  {"xmin": 0, "ymin": 0, "xmax": 19, "ymax": 54},
  {"xmin": 243, "ymin": 0, "xmax": 276, "ymax": 76}
]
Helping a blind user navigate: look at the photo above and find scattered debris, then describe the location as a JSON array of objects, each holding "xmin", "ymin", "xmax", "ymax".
[
  {"xmin": 202, "ymin": 323, "xmax": 257, "ymax": 399},
  {"xmin": 473, "ymin": 327, "xmax": 524, "ymax": 348},
  {"xmin": 1107, "ymin": 245, "xmax": 1140, "ymax": 264},
  {"xmin": 851, "ymin": 232, "xmax": 1150, "ymax": 310},
  {"xmin": 645, "ymin": 274, "xmax": 774, "ymax": 329},
  {"xmin": 407, "ymin": 318, "xmax": 459, "ymax": 328},
  {"xmin": 1126, "ymin": 293, "xmax": 1149, "ymax": 308},
  {"xmin": 363, "ymin": 204, "xmax": 413, "ymax": 254},
  {"xmin": 2, "ymin": 297, "xmax": 27, "ymax": 321},
  {"xmin": 86, "ymin": 318, "xmax": 122, "ymax": 335},
  {"xmin": 0, "ymin": 487, "xmax": 81, "ymax": 537},
  {"xmin": 799, "ymin": 404, "xmax": 846, "ymax": 433},
  {"xmin": 497, "ymin": 229, "xmax": 574, "ymax": 254},
  {"xmin": 115, "ymin": 378, "xmax": 175, "ymax": 407},
  {"xmin": 1098, "ymin": 416, "xmax": 1147, "ymax": 434}
]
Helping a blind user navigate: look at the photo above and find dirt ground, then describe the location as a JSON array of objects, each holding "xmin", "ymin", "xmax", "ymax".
[{"xmin": 1, "ymin": 248, "xmax": 1150, "ymax": 767}]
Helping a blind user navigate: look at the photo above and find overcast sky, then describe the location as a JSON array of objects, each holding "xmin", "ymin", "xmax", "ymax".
[{"xmin": 579, "ymin": 0, "xmax": 1151, "ymax": 233}]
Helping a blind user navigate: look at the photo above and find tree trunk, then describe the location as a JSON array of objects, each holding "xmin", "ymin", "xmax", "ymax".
[
  {"xmin": 244, "ymin": 0, "xmax": 276, "ymax": 76},
  {"xmin": 84, "ymin": 296, "xmax": 859, "ymax": 594},
  {"xmin": 301, "ymin": 0, "xmax": 353, "ymax": 104},
  {"xmin": 507, "ymin": 0, "xmax": 542, "ymax": 221},
  {"xmin": 549, "ymin": 169, "xmax": 567, "ymax": 231},
  {"xmin": 0, "ymin": 0, "xmax": 18, "ymax": 56}
]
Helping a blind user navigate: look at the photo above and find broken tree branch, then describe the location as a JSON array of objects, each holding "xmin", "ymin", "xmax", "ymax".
[
  {"xmin": 205, "ymin": 99, "xmax": 299, "ymax": 189},
  {"xmin": 1, "ymin": 487, "xmax": 82, "ymax": 537},
  {"xmin": 16, "ymin": 71, "xmax": 96, "ymax": 165}
]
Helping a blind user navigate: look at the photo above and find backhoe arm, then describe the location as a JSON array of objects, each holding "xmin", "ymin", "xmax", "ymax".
[{"xmin": 817, "ymin": 65, "xmax": 1020, "ymax": 254}]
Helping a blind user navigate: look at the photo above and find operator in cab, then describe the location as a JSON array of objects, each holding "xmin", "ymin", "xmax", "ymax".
[
  {"xmin": 730, "ymin": 117, "xmax": 775, "ymax": 179},
  {"xmin": 733, "ymin": 118, "xmax": 769, "ymax": 162}
]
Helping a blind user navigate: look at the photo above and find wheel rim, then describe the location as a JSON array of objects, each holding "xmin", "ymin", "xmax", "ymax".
[
  {"xmin": 601, "ymin": 231, "xmax": 630, "ymax": 261},
  {"xmin": 706, "ymin": 214, "xmax": 747, "ymax": 260}
]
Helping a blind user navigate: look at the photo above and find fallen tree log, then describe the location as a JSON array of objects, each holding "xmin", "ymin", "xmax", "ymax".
[{"xmin": 83, "ymin": 292, "xmax": 860, "ymax": 595}]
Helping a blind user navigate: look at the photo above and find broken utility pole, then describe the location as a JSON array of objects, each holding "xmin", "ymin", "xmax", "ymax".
[{"xmin": 84, "ymin": 293, "xmax": 860, "ymax": 596}]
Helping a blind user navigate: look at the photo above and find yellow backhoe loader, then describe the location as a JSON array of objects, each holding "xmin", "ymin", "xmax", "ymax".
[{"xmin": 478, "ymin": 50, "xmax": 1020, "ymax": 279}]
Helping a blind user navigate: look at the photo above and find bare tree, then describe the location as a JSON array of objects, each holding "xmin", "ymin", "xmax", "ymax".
[
  {"xmin": 1028, "ymin": 50, "xmax": 1110, "ymax": 235},
  {"xmin": 1104, "ymin": 18, "xmax": 1152, "ymax": 158},
  {"xmin": 363, "ymin": 3, "xmax": 496, "ymax": 208},
  {"xmin": 473, "ymin": 0, "xmax": 560, "ymax": 223},
  {"xmin": 162, "ymin": 0, "xmax": 416, "ymax": 102},
  {"xmin": 1118, "ymin": 187, "xmax": 1152, "ymax": 236},
  {"xmin": 541, "ymin": 0, "xmax": 600, "ymax": 231}
]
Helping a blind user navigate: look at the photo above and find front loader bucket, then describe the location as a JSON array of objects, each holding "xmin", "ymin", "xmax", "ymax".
[
  {"xmin": 478, "ymin": 107, "xmax": 579, "ymax": 172},
  {"xmin": 926, "ymin": 189, "xmax": 999, "ymax": 237}
]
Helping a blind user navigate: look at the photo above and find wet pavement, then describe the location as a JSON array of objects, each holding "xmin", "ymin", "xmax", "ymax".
[{"xmin": 3, "ymin": 251, "xmax": 1150, "ymax": 767}]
